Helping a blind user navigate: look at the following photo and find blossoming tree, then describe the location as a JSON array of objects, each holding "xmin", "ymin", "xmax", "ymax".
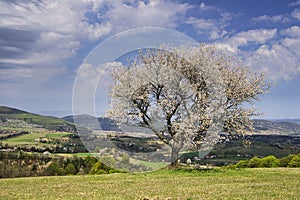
[{"xmin": 108, "ymin": 45, "xmax": 269, "ymax": 166}]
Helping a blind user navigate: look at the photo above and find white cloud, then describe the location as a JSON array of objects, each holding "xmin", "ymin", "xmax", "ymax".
[
  {"xmin": 0, "ymin": 0, "xmax": 111, "ymax": 83},
  {"xmin": 281, "ymin": 26, "xmax": 300, "ymax": 57},
  {"xmin": 185, "ymin": 17, "xmax": 216, "ymax": 31},
  {"xmin": 252, "ymin": 14, "xmax": 290, "ymax": 23},
  {"xmin": 215, "ymin": 27, "xmax": 300, "ymax": 81},
  {"xmin": 0, "ymin": 0, "xmax": 191, "ymax": 83},
  {"xmin": 185, "ymin": 11, "xmax": 233, "ymax": 40},
  {"xmin": 291, "ymin": 9, "xmax": 300, "ymax": 20},
  {"xmin": 233, "ymin": 29, "xmax": 277, "ymax": 45},
  {"xmin": 216, "ymin": 29, "xmax": 277, "ymax": 53},
  {"xmin": 199, "ymin": 2, "xmax": 212, "ymax": 11},
  {"xmin": 246, "ymin": 43, "xmax": 300, "ymax": 80},
  {"xmin": 289, "ymin": 0, "xmax": 300, "ymax": 6},
  {"xmin": 105, "ymin": 0, "xmax": 190, "ymax": 30},
  {"xmin": 281, "ymin": 26, "xmax": 300, "ymax": 37}
]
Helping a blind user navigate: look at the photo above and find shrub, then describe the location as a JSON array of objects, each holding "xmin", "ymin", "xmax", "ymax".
[
  {"xmin": 279, "ymin": 154, "xmax": 296, "ymax": 167},
  {"xmin": 247, "ymin": 157, "xmax": 261, "ymax": 168},
  {"xmin": 89, "ymin": 161, "xmax": 110, "ymax": 174},
  {"xmin": 235, "ymin": 160, "xmax": 249, "ymax": 168},
  {"xmin": 65, "ymin": 163, "xmax": 77, "ymax": 175},
  {"xmin": 288, "ymin": 155, "xmax": 300, "ymax": 168},
  {"xmin": 47, "ymin": 162, "xmax": 64, "ymax": 176},
  {"xmin": 99, "ymin": 156, "xmax": 116, "ymax": 169},
  {"xmin": 259, "ymin": 155, "xmax": 279, "ymax": 168}
]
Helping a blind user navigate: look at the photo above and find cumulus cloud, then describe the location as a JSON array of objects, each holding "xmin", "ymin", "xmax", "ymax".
[
  {"xmin": 0, "ymin": 0, "xmax": 192, "ymax": 113},
  {"xmin": 199, "ymin": 2, "xmax": 212, "ymax": 11},
  {"xmin": 0, "ymin": 0, "xmax": 191, "ymax": 83},
  {"xmin": 291, "ymin": 9, "xmax": 300, "ymax": 20},
  {"xmin": 289, "ymin": 0, "xmax": 300, "ymax": 6},
  {"xmin": 185, "ymin": 11, "xmax": 233, "ymax": 40},
  {"xmin": 247, "ymin": 43, "xmax": 300, "ymax": 80},
  {"xmin": 0, "ymin": 0, "xmax": 111, "ymax": 83},
  {"xmin": 252, "ymin": 14, "xmax": 290, "ymax": 23},
  {"xmin": 216, "ymin": 26, "xmax": 300, "ymax": 81},
  {"xmin": 216, "ymin": 28, "xmax": 277, "ymax": 53},
  {"xmin": 282, "ymin": 25, "xmax": 300, "ymax": 37},
  {"xmin": 105, "ymin": 0, "xmax": 190, "ymax": 30}
]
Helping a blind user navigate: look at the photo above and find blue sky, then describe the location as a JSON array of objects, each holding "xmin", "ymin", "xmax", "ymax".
[{"xmin": 0, "ymin": 0, "xmax": 299, "ymax": 119}]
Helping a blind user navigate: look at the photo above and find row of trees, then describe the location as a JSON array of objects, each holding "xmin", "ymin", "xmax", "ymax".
[
  {"xmin": 229, "ymin": 154, "xmax": 300, "ymax": 168},
  {"xmin": 0, "ymin": 151, "xmax": 119, "ymax": 178}
]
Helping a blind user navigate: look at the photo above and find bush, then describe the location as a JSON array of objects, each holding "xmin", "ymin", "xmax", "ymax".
[
  {"xmin": 288, "ymin": 155, "xmax": 300, "ymax": 167},
  {"xmin": 235, "ymin": 160, "xmax": 249, "ymax": 168},
  {"xmin": 247, "ymin": 157, "xmax": 261, "ymax": 168},
  {"xmin": 65, "ymin": 163, "xmax": 77, "ymax": 175},
  {"xmin": 90, "ymin": 161, "xmax": 110, "ymax": 174},
  {"xmin": 258, "ymin": 156, "xmax": 279, "ymax": 168},
  {"xmin": 279, "ymin": 154, "xmax": 296, "ymax": 167},
  {"xmin": 47, "ymin": 162, "xmax": 64, "ymax": 176},
  {"xmin": 99, "ymin": 156, "xmax": 116, "ymax": 169}
]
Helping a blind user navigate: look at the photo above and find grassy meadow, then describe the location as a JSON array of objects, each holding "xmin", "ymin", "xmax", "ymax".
[
  {"xmin": 0, "ymin": 168, "xmax": 299, "ymax": 200},
  {"xmin": 1, "ymin": 131, "xmax": 73, "ymax": 147}
]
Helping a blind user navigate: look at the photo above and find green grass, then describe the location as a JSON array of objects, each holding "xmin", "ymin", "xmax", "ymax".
[
  {"xmin": 1, "ymin": 132, "xmax": 72, "ymax": 146},
  {"xmin": 0, "ymin": 111, "xmax": 75, "ymax": 130},
  {"xmin": 1, "ymin": 133, "xmax": 46, "ymax": 145},
  {"xmin": 136, "ymin": 160, "xmax": 168, "ymax": 170},
  {"xmin": 0, "ymin": 168, "xmax": 299, "ymax": 199}
]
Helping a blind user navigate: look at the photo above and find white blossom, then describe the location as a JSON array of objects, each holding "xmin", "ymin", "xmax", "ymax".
[{"xmin": 108, "ymin": 44, "xmax": 269, "ymax": 164}]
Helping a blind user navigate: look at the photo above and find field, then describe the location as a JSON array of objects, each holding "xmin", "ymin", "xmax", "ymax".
[
  {"xmin": 1, "ymin": 132, "xmax": 69, "ymax": 144},
  {"xmin": 0, "ymin": 168, "xmax": 299, "ymax": 199}
]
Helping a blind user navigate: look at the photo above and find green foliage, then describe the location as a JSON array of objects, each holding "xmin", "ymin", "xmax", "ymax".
[
  {"xmin": 0, "ymin": 152, "xmax": 126, "ymax": 178},
  {"xmin": 259, "ymin": 155, "xmax": 279, "ymax": 168},
  {"xmin": 99, "ymin": 156, "xmax": 116, "ymax": 169},
  {"xmin": 0, "ymin": 109, "xmax": 75, "ymax": 131},
  {"xmin": 235, "ymin": 160, "xmax": 249, "ymax": 168},
  {"xmin": 230, "ymin": 154, "xmax": 300, "ymax": 169},
  {"xmin": 65, "ymin": 163, "xmax": 77, "ymax": 175},
  {"xmin": 121, "ymin": 154, "xmax": 130, "ymax": 165},
  {"xmin": 279, "ymin": 154, "xmax": 296, "ymax": 167},
  {"xmin": 247, "ymin": 156, "xmax": 261, "ymax": 168},
  {"xmin": 47, "ymin": 162, "xmax": 64, "ymax": 176},
  {"xmin": 89, "ymin": 161, "xmax": 110, "ymax": 174},
  {"xmin": 288, "ymin": 155, "xmax": 300, "ymax": 167}
]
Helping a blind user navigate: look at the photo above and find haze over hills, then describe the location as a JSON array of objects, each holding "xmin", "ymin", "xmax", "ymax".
[
  {"xmin": 1, "ymin": 105, "xmax": 300, "ymax": 134},
  {"xmin": 1, "ymin": 105, "xmax": 299, "ymax": 166},
  {"xmin": 62, "ymin": 114, "xmax": 122, "ymax": 132},
  {"xmin": 0, "ymin": 106, "xmax": 29, "ymax": 114},
  {"xmin": 253, "ymin": 119, "xmax": 300, "ymax": 134},
  {"xmin": 271, "ymin": 118, "xmax": 300, "ymax": 125}
]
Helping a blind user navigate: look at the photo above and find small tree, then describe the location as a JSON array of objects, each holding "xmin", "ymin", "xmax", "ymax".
[
  {"xmin": 65, "ymin": 163, "xmax": 77, "ymax": 175},
  {"xmin": 259, "ymin": 155, "xmax": 279, "ymax": 168},
  {"xmin": 247, "ymin": 156, "xmax": 261, "ymax": 168},
  {"xmin": 108, "ymin": 45, "xmax": 269, "ymax": 166},
  {"xmin": 288, "ymin": 155, "xmax": 300, "ymax": 167}
]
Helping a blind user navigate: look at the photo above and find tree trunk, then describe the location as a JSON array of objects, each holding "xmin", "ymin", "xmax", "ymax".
[{"xmin": 170, "ymin": 145, "xmax": 180, "ymax": 168}]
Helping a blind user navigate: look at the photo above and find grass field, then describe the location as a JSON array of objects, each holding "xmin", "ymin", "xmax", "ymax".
[
  {"xmin": 0, "ymin": 168, "xmax": 299, "ymax": 199},
  {"xmin": 1, "ymin": 132, "xmax": 72, "ymax": 146}
]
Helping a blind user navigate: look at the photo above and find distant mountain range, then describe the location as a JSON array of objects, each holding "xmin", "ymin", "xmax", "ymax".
[
  {"xmin": 1, "ymin": 105, "xmax": 300, "ymax": 134},
  {"xmin": 252, "ymin": 119, "xmax": 300, "ymax": 134},
  {"xmin": 271, "ymin": 118, "xmax": 300, "ymax": 125},
  {"xmin": 62, "ymin": 114, "xmax": 121, "ymax": 132}
]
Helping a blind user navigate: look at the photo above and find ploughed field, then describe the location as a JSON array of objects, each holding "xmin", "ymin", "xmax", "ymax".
[{"xmin": 0, "ymin": 168, "xmax": 299, "ymax": 199}]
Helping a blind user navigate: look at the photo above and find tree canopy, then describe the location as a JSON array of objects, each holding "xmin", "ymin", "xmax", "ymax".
[{"xmin": 108, "ymin": 45, "xmax": 269, "ymax": 164}]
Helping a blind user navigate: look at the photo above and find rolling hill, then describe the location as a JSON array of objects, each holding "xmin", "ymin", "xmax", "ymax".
[
  {"xmin": 253, "ymin": 119, "xmax": 300, "ymax": 134},
  {"xmin": 62, "ymin": 114, "xmax": 121, "ymax": 131},
  {"xmin": 0, "ymin": 106, "xmax": 75, "ymax": 132}
]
